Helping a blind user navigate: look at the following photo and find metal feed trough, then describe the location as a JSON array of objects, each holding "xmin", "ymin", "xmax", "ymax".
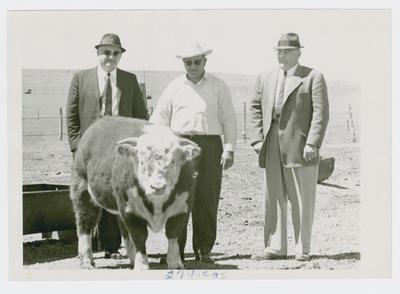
[{"xmin": 23, "ymin": 183, "xmax": 75, "ymax": 235}]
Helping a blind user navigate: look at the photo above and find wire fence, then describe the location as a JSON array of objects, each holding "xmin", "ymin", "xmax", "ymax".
[
  {"xmin": 23, "ymin": 104, "xmax": 359, "ymax": 185},
  {"xmin": 22, "ymin": 103, "xmax": 359, "ymax": 144}
]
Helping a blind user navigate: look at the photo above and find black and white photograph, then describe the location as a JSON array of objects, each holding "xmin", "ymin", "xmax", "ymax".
[{"xmin": 3, "ymin": 1, "xmax": 397, "ymax": 287}]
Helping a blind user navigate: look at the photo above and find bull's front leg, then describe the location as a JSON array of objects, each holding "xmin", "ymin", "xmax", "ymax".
[
  {"xmin": 165, "ymin": 213, "xmax": 190, "ymax": 269},
  {"xmin": 117, "ymin": 216, "xmax": 136, "ymax": 268},
  {"xmin": 122, "ymin": 213, "xmax": 149, "ymax": 270}
]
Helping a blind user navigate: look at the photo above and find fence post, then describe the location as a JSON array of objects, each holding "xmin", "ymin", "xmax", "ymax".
[
  {"xmin": 349, "ymin": 104, "xmax": 353, "ymax": 119},
  {"xmin": 242, "ymin": 102, "xmax": 247, "ymax": 139},
  {"xmin": 59, "ymin": 107, "xmax": 63, "ymax": 140},
  {"xmin": 348, "ymin": 104, "xmax": 356, "ymax": 142},
  {"xmin": 351, "ymin": 119, "xmax": 356, "ymax": 142}
]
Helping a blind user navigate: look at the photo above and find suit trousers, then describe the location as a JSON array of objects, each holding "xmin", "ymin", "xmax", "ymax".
[
  {"xmin": 98, "ymin": 209, "xmax": 122, "ymax": 253},
  {"xmin": 263, "ymin": 122, "xmax": 319, "ymax": 255},
  {"xmin": 179, "ymin": 135, "xmax": 223, "ymax": 256}
]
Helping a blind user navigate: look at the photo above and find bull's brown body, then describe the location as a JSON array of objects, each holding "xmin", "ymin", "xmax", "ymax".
[{"xmin": 70, "ymin": 117, "xmax": 200, "ymax": 269}]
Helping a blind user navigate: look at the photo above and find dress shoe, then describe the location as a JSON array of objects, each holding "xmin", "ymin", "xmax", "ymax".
[
  {"xmin": 295, "ymin": 254, "xmax": 311, "ymax": 261},
  {"xmin": 200, "ymin": 253, "xmax": 215, "ymax": 264},
  {"xmin": 110, "ymin": 252, "xmax": 122, "ymax": 259},
  {"xmin": 104, "ymin": 251, "xmax": 111, "ymax": 259},
  {"xmin": 251, "ymin": 252, "xmax": 287, "ymax": 261}
]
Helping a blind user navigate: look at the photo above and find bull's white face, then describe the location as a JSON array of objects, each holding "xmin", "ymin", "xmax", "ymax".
[
  {"xmin": 117, "ymin": 125, "xmax": 200, "ymax": 206},
  {"xmin": 135, "ymin": 136, "xmax": 183, "ymax": 199}
]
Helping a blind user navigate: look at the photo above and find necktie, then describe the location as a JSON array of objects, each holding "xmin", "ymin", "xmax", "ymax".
[
  {"xmin": 275, "ymin": 70, "xmax": 287, "ymax": 115},
  {"xmin": 104, "ymin": 73, "xmax": 112, "ymax": 116}
]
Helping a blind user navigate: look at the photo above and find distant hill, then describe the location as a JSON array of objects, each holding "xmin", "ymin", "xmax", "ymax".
[
  {"xmin": 22, "ymin": 69, "xmax": 256, "ymax": 109},
  {"xmin": 22, "ymin": 69, "xmax": 360, "ymax": 114}
]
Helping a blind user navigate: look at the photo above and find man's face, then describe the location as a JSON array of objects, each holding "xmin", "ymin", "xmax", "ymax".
[
  {"xmin": 277, "ymin": 49, "xmax": 301, "ymax": 70},
  {"xmin": 183, "ymin": 55, "xmax": 207, "ymax": 80},
  {"xmin": 97, "ymin": 45, "xmax": 123, "ymax": 72}
]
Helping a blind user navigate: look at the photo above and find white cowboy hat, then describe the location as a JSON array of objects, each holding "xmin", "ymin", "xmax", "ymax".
[{"xmin": 176, "ymin": 42, "xmax": 213, "ymax": 59}]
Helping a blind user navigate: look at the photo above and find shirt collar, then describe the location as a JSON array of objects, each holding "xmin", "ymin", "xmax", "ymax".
[
  {"xmin": 281, "ymin": 63, "xmax": 299, "ymax": 77},
  {"xmin": 97, "ymin": 66, "xmax": 117, "ymax": 81},
  {"xmin": 184, "ymin": 72, "xmax": 208, "ymax": 86}
]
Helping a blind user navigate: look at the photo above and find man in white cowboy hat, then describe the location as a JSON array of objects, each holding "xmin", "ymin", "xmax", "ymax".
[
  {"xmin": 150, "ymin": 42, "xmax": 237, "ymax": 264},
  {"xmin": 249, "ymin": 33, "xmax": 329, "ymax": 261},
  {"xmin": 66, "ymin": 33, "xmax": 148, "ymax": 259}
]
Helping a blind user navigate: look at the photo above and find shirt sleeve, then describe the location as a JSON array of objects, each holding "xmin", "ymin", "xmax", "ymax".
[
  {"xmin": 149, "ymin": 86, "xmax": 172, "ymax": 126},
  {"xmin": 218, "ymin": 80, "xmax": 237, "ymax": 152}
]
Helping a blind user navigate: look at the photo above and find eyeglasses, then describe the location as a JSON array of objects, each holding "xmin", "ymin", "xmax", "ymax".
[
  {"xmin": 184, "ymin": 59, "xmax": 203, "ymax": 66},
  {"xmin": 99, "ymin": 50, "xmax": 122, "ymax": 57},
  {"xmin": 277, "ymin": 49, "xmax": 298, "ymax": 55}
]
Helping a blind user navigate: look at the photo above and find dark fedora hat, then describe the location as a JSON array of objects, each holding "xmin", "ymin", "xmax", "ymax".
[
  {"xmin": 95, "ymin": 33, "xmax": 126, "ymax": 52},
  {"xmin": 274, "ymin": 33, "xmax": 304, "ymax": 50}
]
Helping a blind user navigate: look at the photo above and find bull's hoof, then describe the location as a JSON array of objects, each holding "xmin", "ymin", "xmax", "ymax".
[
  {"xmin": 167, "ymin": 262, "xmax": 185, "ymax": 270},
  {"xmin": 133, "ymin": 263, "xmax": 150, "ymax": 270},
  {"xmin": 80, "ymin": 259, "xmax": 96, "ymax": 269}
]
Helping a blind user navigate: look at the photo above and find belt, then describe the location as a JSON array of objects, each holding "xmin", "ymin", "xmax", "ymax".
[{"xmin": 180, "ymin": 134, "xmax": 221, "ymax": 140}]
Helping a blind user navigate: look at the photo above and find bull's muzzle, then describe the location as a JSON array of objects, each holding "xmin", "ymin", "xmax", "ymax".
[{"xmin": 150, "ymin": 182, "xmax": 167, "ymax": 195}]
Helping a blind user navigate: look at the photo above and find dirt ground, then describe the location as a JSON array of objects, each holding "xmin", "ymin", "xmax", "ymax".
[{"xmin": 23, "ymin": 135, "xmax": 360, "ymax": 270}]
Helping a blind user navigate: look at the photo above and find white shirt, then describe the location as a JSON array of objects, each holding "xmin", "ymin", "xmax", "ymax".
[
  {"xmin": 274, "ymin": 63, "xmax": 299, "ymax": 104},
  {"xmin": 97, "ymin": 66, "xmax": 121, "ymax": 116},
  {"xmin": 150, "ymin": 73, "xmax": 237, "ymax": 152}
]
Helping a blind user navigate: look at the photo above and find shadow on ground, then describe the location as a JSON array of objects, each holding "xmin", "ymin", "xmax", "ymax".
[
  {"xmin": 319, "ymin": 182, "xmax": 349, "ymax": 189},
  {"xmin": 310, "ymin": 252, "xmax": 360, "ymax": 260},
  {"xmin": 23, "ymin": 239, "xmax": 78, "ymax": 264},
  {"xmin": 23, "ymin": 239, "xmax": 359, "ymax": 269}
]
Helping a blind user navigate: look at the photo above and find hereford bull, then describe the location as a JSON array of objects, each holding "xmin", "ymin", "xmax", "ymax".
[{"xmin": 70, "ymin": 116, "xmax": 200, "ymax": 270}]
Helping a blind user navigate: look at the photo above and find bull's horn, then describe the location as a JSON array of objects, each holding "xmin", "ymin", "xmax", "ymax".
[
  {"xmin": 117, "ymin": 137, "xmax": 139, "ymax": 146},
  {"xmin": 178, "ymin": 138, "xmax": 199, "ymax": 147},
  {"xmin": 178, "ymin": 138, "xmax": 201, "ymax": 159}
]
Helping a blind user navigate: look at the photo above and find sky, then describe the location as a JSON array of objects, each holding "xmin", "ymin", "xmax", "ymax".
[{"xmin": 8, "ymin": 8, "xmax": 391, "ymax": 82}]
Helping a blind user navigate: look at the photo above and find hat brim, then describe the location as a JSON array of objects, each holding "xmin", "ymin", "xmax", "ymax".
[
  {"xmin": 95, "ymin": 44, "xmax": 126, "ymax": 53},
  {"xmin": 176, "ymin": 49, "xmax": 213, "ymax": 59},
  {"xmin": 274, "ymin": 46, "xmax": 303, "ymax": 50}
]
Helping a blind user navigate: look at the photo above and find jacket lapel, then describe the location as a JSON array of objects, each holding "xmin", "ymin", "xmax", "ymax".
[
  {"xmin": 116, "ymin": 68, "xmax": 125, "ymax": 113},
  {"xmin": 283, "ymin": 66, "xmax": 303, "ymax": 104},
  {"xmin": 90, "ymin": 67, "xmax": 100, "ymax": 100},
  {"xmin": 266, "ymin": 69, "xmax": 279, "ymax": 114},
  {"xmin": 88, "ymin": 68, "xmax": 101, "ymax": 116}
]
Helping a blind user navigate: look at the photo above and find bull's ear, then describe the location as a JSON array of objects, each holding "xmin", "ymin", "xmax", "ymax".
[
  {"xmin": 178, "ymin": 138, "xmax": 201, "ymax": 161},
  {"xmin": 116, "ymin": 137, "xmax": 138, "ymax": 158}
]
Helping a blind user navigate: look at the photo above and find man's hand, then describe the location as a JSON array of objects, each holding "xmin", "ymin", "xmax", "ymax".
[
  {"xmin": 303, "ymin": 144, "xmax": 318, "ymax": 162},
  {"xmin": 252, "ymin": 142, "xmax": 263, "ymax": 154},
  {"xmin": 221, "ymin": 151, "xmax": 234, "ymax": 170}
]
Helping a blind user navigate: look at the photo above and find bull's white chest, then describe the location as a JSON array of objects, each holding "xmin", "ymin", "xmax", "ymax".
[{"xmin": 125, "ymin": 187, "xmax": 189, "ymax": 233}]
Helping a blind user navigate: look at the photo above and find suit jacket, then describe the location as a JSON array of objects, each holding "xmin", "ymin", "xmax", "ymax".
[
  {"xmin": 66, "ymin": 67, "xmax": 149, "ymax": 152},
  {"xmin": 249, "ymin": 65, "xmax": 329, "ymax": 168}
]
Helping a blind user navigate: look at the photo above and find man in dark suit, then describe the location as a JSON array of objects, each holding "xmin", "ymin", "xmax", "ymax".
[
  {"xmin": 66, "ymin": 33, "xmax": 148, "ymax": 258},
  {"xmin": 249, "ymin": 33, "xmax": 329, "ymax": 261}
]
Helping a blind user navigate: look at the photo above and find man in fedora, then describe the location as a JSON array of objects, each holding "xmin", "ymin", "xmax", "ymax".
[
  {"xmin": 66, "ymin": 33, "xmax": 148, "ymax": 258},
  {"xmin": 249, "ymin": 33, "xmax": 329, "ymax": 261},
  {"xmin": 150, "ymin": 43, "xmax": 237, "ymax": 264}
]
